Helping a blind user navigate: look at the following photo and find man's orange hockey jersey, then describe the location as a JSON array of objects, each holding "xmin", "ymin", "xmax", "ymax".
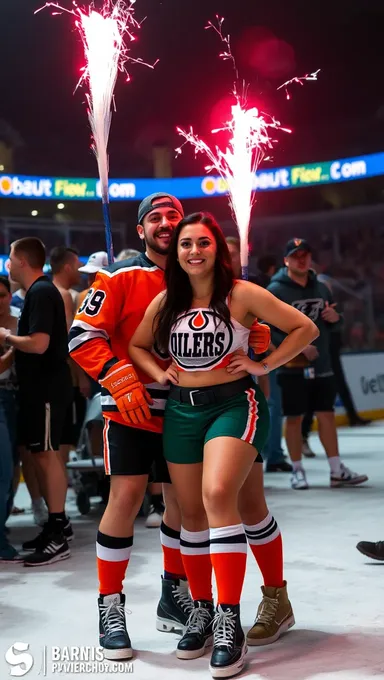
[{"xmin": 69, "ymin": 253, "xmax": 168, "ymax": 433}]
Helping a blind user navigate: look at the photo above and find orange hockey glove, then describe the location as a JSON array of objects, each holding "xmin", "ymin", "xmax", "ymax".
[
  {"xmin": 249, "ymin": 321, "xmax": 271, "ymax": 354},
  {"xmin": 100, "ymin": 361, "xmax": 152, "ymax": 425}
]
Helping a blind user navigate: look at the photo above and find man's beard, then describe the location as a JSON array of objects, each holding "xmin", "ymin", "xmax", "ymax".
[{"xmin": 145, "ymin": 237, "xmax": 170, "ymax": 256}]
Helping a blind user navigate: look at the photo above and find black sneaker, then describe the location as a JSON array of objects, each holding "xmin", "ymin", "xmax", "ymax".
[
  {"xmin": 176, "ymin": 600, "xmax": 214, "ymax": 660},
  {"xmin": 24, "ymin": 530, "xmax": 70, "ymax": 567},
  {"xmin": 356, "ymin": 541, "xmax": 384, "ymax": 561},
  {"xmin": 265, "ymin": 461, "xmax": 293, "ymax": 473},
  {"xmin": 209, "ymin": 604, "xmax": 247, "ymax": 678},
  {"xmin": 22, "ymin": 520, "xmax": 73, "ymax": 551},
  {"xmin": 98, "ymin": 593, "xmax": 133, "ymax": 660},
  {"xmin": 156, "ymin": 577, "xmax": 193, "ymax": 633},
  {"xmin": 350, "ymin": 417, "xmax": 372, "ymax": 427}
]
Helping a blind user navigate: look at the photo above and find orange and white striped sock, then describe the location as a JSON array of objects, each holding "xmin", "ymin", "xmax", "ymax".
[
  {"xmin": 180, "ymin": 527, "xmax": 212, "ymax": 601},
  {"xmin": 96, "ymin": 531, "xmax": 132, "ymax": 596},
  {"xmin": 244, "ymin": 513, "xmax": 284, "ymax": 588},
  {"xmin": 160, "ymin": 521, "xmax": 186, "ymax": 581},
  {"xmin": 210, "ymin": 524, "xmax": 247, "ymax": 605}
]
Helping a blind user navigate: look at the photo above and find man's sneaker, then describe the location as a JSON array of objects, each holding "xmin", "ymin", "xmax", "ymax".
[
  {"xmin": 145, "ymin": 505, "xmax": 164, "ymax": 529},
  {"xmin": 356, "ymin": 541, "xmax": 384, "ymax": 561},
  {"xmin": 291, "ymin": 468, "xmax": 309, "ymax": 490},
  {"xmin": 0, "ymin": 544, "xmax": 24, "ymax": 564},
  {"xmin": 22, "ymin": 520, "xmax": 73, "ymax": 551},
  {"xmin": 98, "ymin": 593, "xmax": 132, "ymax": 660},
  {"xmin": 156, "ymin": 577, "xmax": 193, "ymax": 633},
  {"xmin": 302, "ymin": 439, "xmax": 316, "ymax": 458},
  {"xmin": 350, "ymin": 416, "xmax": 372, "ymax": 427},
  {"xmin": 265, "ymin": 461, "xmax": 293, "ymax": 473},
  {"xmin": 24, "ymin": 530, "xmax": 70, "ymax": 567},
  {"xmin": 330, "ymin": 463, "xmax": 368, "ymax": 488},
  {"xmin": 209, "ymin": 604, "xmax": 247, "ymax": 679},
  {"xmin": 176, "ymin": 600, "xmax": 214, "ymax": 660},
  {"xmin": 31, "ymin": 498, "xmax": 49, "ymax": 527},
  {"xmin": 246, "ymin": 581, "xmax": 295, "ymax": 646}
]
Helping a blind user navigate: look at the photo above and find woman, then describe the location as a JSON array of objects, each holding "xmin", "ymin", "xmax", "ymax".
[{"xmin": 130, "ymin": 213, "xmax": 318, "ymax": 678}]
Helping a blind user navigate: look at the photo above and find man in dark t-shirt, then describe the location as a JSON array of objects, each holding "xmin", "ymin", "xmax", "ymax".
[{"xmin": 0, "ymin": 238, "xmax": 73, "ymax": 566}]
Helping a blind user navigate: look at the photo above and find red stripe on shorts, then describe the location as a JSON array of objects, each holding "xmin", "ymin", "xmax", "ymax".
[
  {"xmin": 242, "ymin": 388, "xmax": 259, "ymax": 444},
  {"xmin": 103, "ymin": 419, "xmax": 111, "ymax": 475}
]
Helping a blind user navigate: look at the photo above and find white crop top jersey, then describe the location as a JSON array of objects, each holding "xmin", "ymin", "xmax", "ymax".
[{"xmin": 169, "ymin": 307, "xmax": 250, "ymax": 371}]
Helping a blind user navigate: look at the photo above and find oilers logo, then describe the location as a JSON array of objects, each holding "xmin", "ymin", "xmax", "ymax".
[{"xmin": 170, "ymin": 309, "xmax": 233, "ymax": 369}]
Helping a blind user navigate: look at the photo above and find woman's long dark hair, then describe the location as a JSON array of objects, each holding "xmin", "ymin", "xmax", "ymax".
[{"xmin": 155, "ymin": 212, "xmax": 235, "ymax": 352}]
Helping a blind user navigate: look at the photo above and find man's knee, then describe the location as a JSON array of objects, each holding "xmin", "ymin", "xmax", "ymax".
[
  {"xmin": 109, "ymin": 476, "xmax": 147, "ymax": 514},
  {"xmin": 316, "ymin": 411, "xmax": 335, "ymax": 425},
  {"xmin": 286, "ymin": 415, "xmax": 303, "ymax": 427}
]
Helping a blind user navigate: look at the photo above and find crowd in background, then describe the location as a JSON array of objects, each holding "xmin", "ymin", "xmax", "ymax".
[{"xmin": 0, "ymin": 229, "xmax": 371, "ymax": 563}]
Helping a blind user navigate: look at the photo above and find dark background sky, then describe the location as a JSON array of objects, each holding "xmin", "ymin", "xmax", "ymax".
[{"xmin": 1, "ymin": 0, "xmax": 384, "ymax": 179}]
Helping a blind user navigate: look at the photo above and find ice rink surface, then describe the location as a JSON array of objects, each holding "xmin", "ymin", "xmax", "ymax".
[{"xmin": 1, "ymin": 423, "xmax": 383, "ymax": 680}]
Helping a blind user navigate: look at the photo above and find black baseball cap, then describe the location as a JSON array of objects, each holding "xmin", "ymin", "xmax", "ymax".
[
  {"xmin": 284, "ymin": 238, "xmax": 312, "ymax": 258},
  {"xmin": 137, "ymin": 193, "xmax": 184, "ymax": 224}
]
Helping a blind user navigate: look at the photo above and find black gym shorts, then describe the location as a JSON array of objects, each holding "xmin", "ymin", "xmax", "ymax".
[
  {"xmin": 61, "ymin": 387, "xmax": 87, "ymax": 447},
  {"xmin": 278, "ymin": 374, "xmax": 336, "ymax": 417},
  {"xmin": 18, "ymin": 397, "xmax": 70, "ymax": 454},
  {"xmin": 102, "ymin": 419, "xmax": 171, "ymax": 483}
]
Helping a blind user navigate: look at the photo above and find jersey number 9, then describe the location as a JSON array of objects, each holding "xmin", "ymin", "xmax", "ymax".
[{"xmin": 78, "ymin": 288, "xmax": 106, "ymax": 317}]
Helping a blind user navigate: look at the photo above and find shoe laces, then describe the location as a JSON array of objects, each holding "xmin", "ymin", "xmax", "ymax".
[
  {"xmin": 256, "ymin": 596, "xmax": 279, "ymax": 626},
  {"xmin": 100, "ymin": 600, "xmax": 127, "ymax": 635},
  {"xmin": 212, "ymin": 606, "xmax": 237, "ymax": 649},
  {"xmin": 185, "ymin": 605, "xmax": 212, "ymax": 635},
  {"xmin": 173, "ymin": 584, "xmax": 193, "ymax": 614}
]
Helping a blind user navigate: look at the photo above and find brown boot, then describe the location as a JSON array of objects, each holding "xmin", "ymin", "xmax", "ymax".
[{"xmin": 246, "ymin": 581, "xmax": 295, "ymax": 646}]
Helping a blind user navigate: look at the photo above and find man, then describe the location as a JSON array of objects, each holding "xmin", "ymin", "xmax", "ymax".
[
  {"xmin": 226, "ymin": 238, "xmax": 291, "ymax": 473},
  {"xmin": 50, "ymin": 246, "xmax": 90, "ymax": 464},
  {"xmin": 0, "ymin": 238, "xmax": 73, "ymax": 565},
  {"xmin": 77, "ymin": 251, "xmax": 109, "ymax": 309},
  {"xmin": 70, "ymin": 194, "xmax": 191, "ymax": 660},
  {"xmin": 302, "ymin": 266, "xmax": 371, "ymax": 449},
  {"xmin": 70, "ymin": 195, "xmax": 279, "ymax": 660},
  {"xmin": 50, "ymin": 245, "xmax": 82, "ymax": 316},
  {"xmin": 116, "ymin": 249, "xmax": 140, "ymax": 262},
  {"xmin": 267, "ymin": 238, "xmax": 368, "ymax": 490}
]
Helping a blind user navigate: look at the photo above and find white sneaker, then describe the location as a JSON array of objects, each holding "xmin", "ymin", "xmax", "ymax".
[
  {"xmin": 31, "ymin": 499, "xmax": 49, "ymax": 527},
  {"xmin": 291, "ymin": 468, "xmax": 309, "ymax": 490},
  {"xmin": 145, "ymin": 505, "xmax": 163, "ymax": 528},
  {"xmin": 330, "ymin": 463, "xmax": 368, "ymax": 488}
]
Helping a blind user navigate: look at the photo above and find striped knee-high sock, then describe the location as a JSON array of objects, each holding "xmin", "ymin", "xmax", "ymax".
[
  {"xmin": 180, "ymin": 527, "xmax": 212, "ymax": 601},
  {"xmin": 96, "ymin": 531, "xmax": 133, "ymax": 595},
  {"xmin": 160, "ymin": 521, "xmax": 186, "ymax": 581},
  {"xmin": 210, "ymin": 524, "xmax": 247, "ymax": 605},
  {"xmin": 244, "ymin": 513, "xmax": 284, "ymax": 588}
]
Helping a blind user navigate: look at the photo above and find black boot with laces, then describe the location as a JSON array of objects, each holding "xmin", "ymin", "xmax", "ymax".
[
  {"xmin": 98, "ymin": 593, "xmax": 132, "ymax": 660},
  {"xmin": 156, "ymin": 577, "xmax": 193, "ymax": 633},
  {"xmin": 176, "ymin": 599, "xmax": 214, "ymax": 660},
  {"xmin": 209, "ymin": 604, "xmax": 247, "ymax": 678}
]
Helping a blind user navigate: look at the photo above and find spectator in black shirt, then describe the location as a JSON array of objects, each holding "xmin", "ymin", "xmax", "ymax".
[{"xmin": 0, "ymin": 238, "xmax": 73, "ymax": 566}]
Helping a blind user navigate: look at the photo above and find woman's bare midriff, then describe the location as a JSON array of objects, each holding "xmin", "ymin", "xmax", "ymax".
[{"xmin": 176, "ymin": 366, "xmax": 249, "ymax": 388}]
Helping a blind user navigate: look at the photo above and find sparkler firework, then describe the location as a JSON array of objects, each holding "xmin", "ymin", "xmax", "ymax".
[
  {"xmin": 277, "ymin": 69, "xmax": 321, "ymax": 100},
  {"xmin": 177, "ymin": 105, "xmax": 290, "ymax": 277},
  {"xmin": 177, "ymin": 17, "xmax": 291, "ymax": 278},
  {"xmin": 37, "ymin": 1, "xmax": 156, "ymax": 263}
]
